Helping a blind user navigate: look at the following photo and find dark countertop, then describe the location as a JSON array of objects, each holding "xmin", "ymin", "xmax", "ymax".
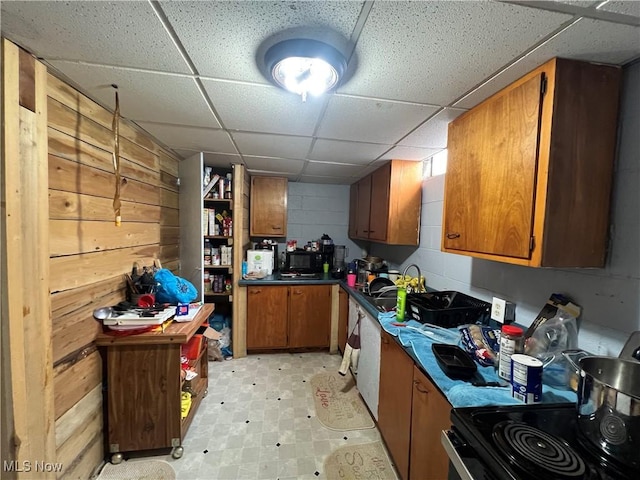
[
  {"xmin": 342, "ymin": 286, "xmax": 577, "ymax": 409},
  {"xmin": 238, "ymin": 272, "xmax": 342, "ymax": 286}
]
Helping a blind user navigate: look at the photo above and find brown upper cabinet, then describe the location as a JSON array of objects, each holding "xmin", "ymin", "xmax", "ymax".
[
  {"xmin": 442, "ymin": 57, "xmax": 622, "ymax": 267},
  {"xmin": 250, "ymin": 176, "xmax": 288, "ymax": 237},
  {"xmin": 349, "ymin": 159, "xmax": 423, "ymax": 246}
]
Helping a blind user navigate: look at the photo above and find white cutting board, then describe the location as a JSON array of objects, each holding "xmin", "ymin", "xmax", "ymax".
[{"xmin": 102, "ymin": 307, "xmax": 176, "ymax": 326}]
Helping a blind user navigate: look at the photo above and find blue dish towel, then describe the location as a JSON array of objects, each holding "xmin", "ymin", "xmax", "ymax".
[{"xmin": 377, "ymin": 311, "xmax": 577, "ymax": 408}]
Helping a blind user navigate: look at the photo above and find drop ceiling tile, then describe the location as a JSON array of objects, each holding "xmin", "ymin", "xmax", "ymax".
[
  {"xmin": 551, "ymin": 1, "xmax": 600, "ymax": 5},
  {"xmin": 308, "ymin": 139, "xmax": 390, "ymax": 164},
  {"xmin": 202, "ymin": 80, "xmax": 325, "ymax": 136},
  {"xmin": 160, "ymin": 0, "xmax": 363, "ymax": 82},
  {"xmin": 298, "ymin": 175, "xmax": 351, "ymax": 185},
  {"xmin": 303, "ymin": 161, "xmax": 368, "ymax": 177},
  {"xmin": 172, "ymin": 149, "xmax": 242, "ymax": 169},
  {"xmin": 380, "ymin": 146, "xmax": 442, "ymax": 161},
  {"xmin": 318, "ymin": 95, "xmax": 440, "ymax": 144},
  {"xmin": 455, "ymin": 18, "xmax": 640, "ymax": 109},
  {"xmin": 338, "ymin": 1, "xmax": 571, "ymax": 104},
  {"xmin": 399, "ymin": 108, "xmax": 467, "ymax": 149},
  {"xmin": 1, "ymin": 1, "xmax": 190, "ymax": 73},
  {"xmin": 136, "ymin": 122, "xmax": 236, "ymax": 153},
  {"xmin": 47, "ymin": 62, "xmax": 219, "ymax": 128},
  {"xmin": 231, "ymin": 132, "xmax": 312, "ymax": 159},
  {"xmin": 242, "ymin": 156, "xmax": 305, "ymax": 175},
  {"xmin": 597, "ymin": 1, "xmax": 640, "ymax": 17}
]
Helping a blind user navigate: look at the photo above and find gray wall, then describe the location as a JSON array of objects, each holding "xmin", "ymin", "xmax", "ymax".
[
  {"xmin": 283, "ymin": 182, "xmax": 362, "ymax": 265},
  {"xmin": 373, "ymin": 60, "xmax": 640, "ymax": 356}
]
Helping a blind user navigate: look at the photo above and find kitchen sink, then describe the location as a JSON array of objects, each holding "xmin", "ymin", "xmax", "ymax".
[
  {"xmin": 372, "ymin": 296, "xmax": 397, "ymax": 312},
  {"xmin": 360, "ymin": 289, "xmax": 397, "ymax": 312}
]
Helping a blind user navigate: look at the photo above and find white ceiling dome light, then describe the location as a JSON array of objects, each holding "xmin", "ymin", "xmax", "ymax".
[{"xmin": 264, "ymin": 39, "xmax": 347, "ymax": 102}]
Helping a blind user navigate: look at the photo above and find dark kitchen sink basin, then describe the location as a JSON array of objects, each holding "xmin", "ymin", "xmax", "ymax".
[
  {"xmin": 373, "ymin": 296, "xmax": 397, "ymax": 312},
  {"xmin": 360, "ymin": 289, "xmax": 397, "ymax": 312}
]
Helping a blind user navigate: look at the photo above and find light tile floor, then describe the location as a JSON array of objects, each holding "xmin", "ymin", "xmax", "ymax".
[{"xmin": 159, "ymin": 352, "xmax": 393, "ymax": 480}]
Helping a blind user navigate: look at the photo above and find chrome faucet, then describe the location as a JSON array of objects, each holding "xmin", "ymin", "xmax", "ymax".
[
  {"xmin": 401, "ymin": 263, "xmax": 423, "ymax": 293},
  {"xmin": 619, "ymin": 331, "xmax": 640, "ymax": 361}
]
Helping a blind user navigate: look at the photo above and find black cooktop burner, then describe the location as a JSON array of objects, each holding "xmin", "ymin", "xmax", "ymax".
[
  {"xmin": 450, "ymin": 403, "xmax": 637, "ymax": 480},
  {"xmin": 493, "ymin": 421, "xmax": 586, "ymax": 478}
]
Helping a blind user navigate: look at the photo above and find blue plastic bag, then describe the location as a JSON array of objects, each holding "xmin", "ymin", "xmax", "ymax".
[{"xmin": 154, "ymin": 269, "xmax": 197, "ymax": 304}]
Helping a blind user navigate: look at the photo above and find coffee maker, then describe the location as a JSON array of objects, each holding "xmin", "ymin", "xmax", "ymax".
[
  {"xmin": 331, "ymin": 245, "xmax": 348, "ymax": 279},
  {"xmin": 319, "ymin": 233, "xmax": 334, "ymax": 270}
]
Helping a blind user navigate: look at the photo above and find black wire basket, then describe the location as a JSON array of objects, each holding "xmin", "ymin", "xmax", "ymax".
[{"xmin": 406, "ymin": 291, "xmax": 491, "ymax": 328}]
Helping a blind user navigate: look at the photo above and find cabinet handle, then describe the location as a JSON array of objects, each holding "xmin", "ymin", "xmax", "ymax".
[
  {"xmin": 272, "ymin": 226, "xmax": 282, "ymax": 229},
  {"xmin": 414, "ymin": 380, "xmax": 429, "ymax": 394},
  {"xmin": 363, "ymin": 230, "xmax": 370, "ymax": 233},
  {"xmin": 446, "ymin": 232, "xmax": 461, "ymax": 239},
  {"xmin": 292, "ymin": 289, "xmax": 303, "ymax": 295},
  {"xmin": 249, "ymin": 289, "xmax": 261, "ymax": 294}
]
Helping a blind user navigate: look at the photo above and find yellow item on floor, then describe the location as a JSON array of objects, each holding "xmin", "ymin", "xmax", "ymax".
[{"xmin": 180, "ymin": 392, "xmax": 192, "ymax": 419}]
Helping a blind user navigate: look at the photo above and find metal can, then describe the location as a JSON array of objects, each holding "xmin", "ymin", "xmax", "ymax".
[{"xmin": 511, "ymin": 354, "xmax": 543, "ymax": 404}]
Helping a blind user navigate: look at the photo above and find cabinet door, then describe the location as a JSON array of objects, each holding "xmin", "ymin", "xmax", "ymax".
[
  {"xmin": 107, "ymin": 344, "xmax": 182, "ymax": 452},
  {"xmin": 338, "ymin": 287, "xmax": 349, "ymax": 354},
  {"xmin": 348, "ymin": 183, "xmax": 358, "ymax": 239},
  {"xmin": 355, "ymin": 176, "xmax": 372, "ymax": 239},
  {"xmin": 178, "ymin": 153, "xmax": 205, "ymax": 299},
  {"xmin": 289, "ymin": 285, "xmax": 331, "ymax": 348},
  {"xmin": 246, "ymin": 286, "xmax": 288, "ymax": 349},
  {"xmin": 378, "ymin": 331, "xmax": 414, "ymax": 480},
  {"xmin": 409, "ymin": 366, "xmax": 451, "ymax": 480},
  {"xmin": 443, "ymin": 74, "xmax": 543, "ymax": 259},
  {"xmin": 368, "ymin": 163, "xmax": 391, "ymax": 242},
  {"xmin": 250, "ymin": 176, "xmax": 288, "ymax": 237}
]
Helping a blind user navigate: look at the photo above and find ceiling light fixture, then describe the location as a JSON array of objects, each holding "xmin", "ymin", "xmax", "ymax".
[{"xmin": 264, "ymin": 39, "xmax": 347, "ymax": 102}]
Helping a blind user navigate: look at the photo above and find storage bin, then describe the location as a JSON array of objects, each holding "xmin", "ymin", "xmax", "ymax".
[{"xmin": 406, "ymin": 291, "xmax": 491, "ymax": 327}]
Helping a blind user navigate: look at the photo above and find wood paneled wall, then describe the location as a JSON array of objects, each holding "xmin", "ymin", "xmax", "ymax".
[
  {"xmin": 2, "ymin": 38, "xmax": 182, "ymax": 477},
  {"xmin": 46, "ymin": 72, "xmax": 181, "ymax": 476}
]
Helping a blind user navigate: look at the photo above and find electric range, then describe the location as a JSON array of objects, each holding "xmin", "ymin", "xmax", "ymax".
[{"xmin": 443, "ymin": 403, "xmax": 638, "ymax": 480}]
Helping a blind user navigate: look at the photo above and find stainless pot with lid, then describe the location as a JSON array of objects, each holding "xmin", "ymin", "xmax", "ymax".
[{"xmin": 574, "ymin": 356, "xmax": 640, "ymax": 470}]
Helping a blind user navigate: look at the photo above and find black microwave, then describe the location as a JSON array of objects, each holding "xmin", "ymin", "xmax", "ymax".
[{"xmin": 284, "ymin": 250, "xmax": 323, "ymax": 273}]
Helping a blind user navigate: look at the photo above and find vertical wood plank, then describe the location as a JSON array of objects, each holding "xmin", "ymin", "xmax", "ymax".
[
  {"xmin": 1, "ymin": 38, "xmax": 56, "ymax": 477},
  {"xmin": 1, "ymin": 37, "xmax": 25, "ymax": 479},
  {"xmin": 232, "ymin": 164, "xmax": 248, "ymax": 358},
  {"xmin": 330, "ymin": 284, "xmax": 339, "ymax": 353}
]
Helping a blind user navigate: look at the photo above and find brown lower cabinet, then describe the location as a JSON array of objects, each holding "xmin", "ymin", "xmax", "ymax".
[
  {"xmin": 95, "ymin": 304, "xmax": 214, "ymax": 461},
  {"xmin": 378, "ymin": 330, "xmax": 414, "ymax": 480},
  {"xmin": 247, "ymin": 285, "xmax": 331, "ymax": 349},
  {"xmin": 410, "ymin": 365, "xmax": 452, "ymax": 480},
  {"xmin": 378, "ymin": 330, "xmax": 452, "ymax": 480}
]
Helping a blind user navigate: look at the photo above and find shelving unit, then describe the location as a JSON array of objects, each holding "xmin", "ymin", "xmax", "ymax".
[
  {"xmin": 179, "ymin": 156, "xmax": 235, "ymax": 310},
  {"xmin": 179, "ymin": 157, "xmax": 248, "ymax": 357},
  {"xmin": 202, "ymin": 193, "xmax": 234, "ymax": 309}
]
